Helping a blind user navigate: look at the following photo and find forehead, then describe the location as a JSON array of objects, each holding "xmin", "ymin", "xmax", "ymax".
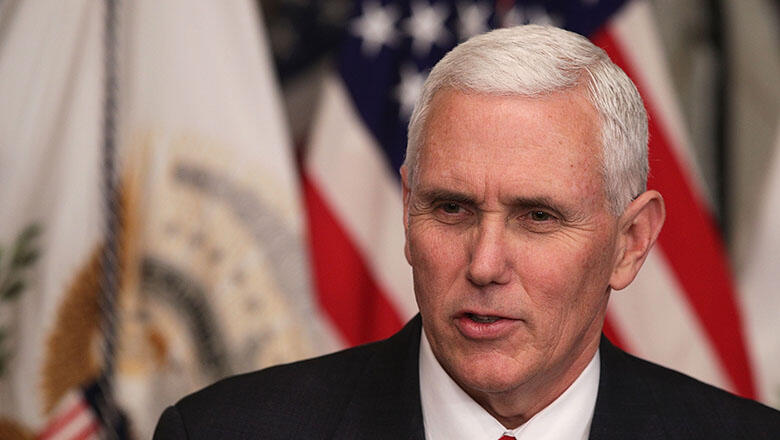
[
  {"xmin": 419, "ymin": 89, "xmax": 601, "ymax": 181},
  {"xmin": 416, "ymin": 89, "xmax": 605, "ymax": 205}
]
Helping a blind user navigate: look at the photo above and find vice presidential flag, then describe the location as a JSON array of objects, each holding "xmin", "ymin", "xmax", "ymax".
[{"xmin": 0, "ymin": 1, "xmax": 336, "ymax": 438}]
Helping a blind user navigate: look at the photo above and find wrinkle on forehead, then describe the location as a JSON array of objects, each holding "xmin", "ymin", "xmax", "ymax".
[
  {"xmin": 414, "ymin": 87, "xmax": 606, "ymax": 208},
  {"xmin": 414, "ymin": 88, "xmax": 607, "ymax": 215}
]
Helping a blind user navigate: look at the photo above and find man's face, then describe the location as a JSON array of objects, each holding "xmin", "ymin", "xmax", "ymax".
[{"xmin": 403, "ymin": 88, "xmax": 622, "ymax": 416}]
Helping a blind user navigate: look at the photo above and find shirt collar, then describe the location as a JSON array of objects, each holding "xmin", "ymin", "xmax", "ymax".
[{"xmin": 419, "ymin": 330, "xmax": 600, "ymax": 440}]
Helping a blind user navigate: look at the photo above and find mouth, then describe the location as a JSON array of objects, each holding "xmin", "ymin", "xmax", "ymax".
[
  {"xmin": 464, "ymin": 313, "xmax": 502, "ymax": 324},
  {"xmin": 454, "ymin": 311, "xmax": 520, "ymax": 339}
]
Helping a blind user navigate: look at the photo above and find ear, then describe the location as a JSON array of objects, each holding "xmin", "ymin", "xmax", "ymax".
[
  {"xmin": 401, "ymin": 165, "xmax": 412, "ymax": 265},
  {"xmin": 609, "ymin": 190, "xmax": 665, "ymax": 290}
]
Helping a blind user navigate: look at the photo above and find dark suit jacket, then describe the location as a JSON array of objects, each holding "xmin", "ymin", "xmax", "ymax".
[{"xmin": 154, "ymin": 316, "xmax": 780, "ymax": 439}]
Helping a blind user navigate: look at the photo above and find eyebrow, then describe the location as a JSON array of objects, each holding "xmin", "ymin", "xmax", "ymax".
[
  {"xmin": 415, "ymin": 188, "xmax": 570, "ymax": 215},
  {"xmin": 415, "ymin": 188, "xmax": 477, "ymax": 206},
  {"xmin": 506, "ymin": 196, "xmax": 573, "ymax": 217},
  {"xmin": 507, "ymin": 196, "xmax": 562, "ymax": 209}
]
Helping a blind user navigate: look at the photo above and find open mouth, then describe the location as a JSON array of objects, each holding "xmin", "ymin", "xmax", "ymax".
[{"xmin": 465, "ymin": 313, "xmax": 502, "ymax": 324}]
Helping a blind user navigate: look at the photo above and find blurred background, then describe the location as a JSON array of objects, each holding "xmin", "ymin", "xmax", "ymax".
[{"xmin": 0, "ymin": 0, "xmax": 778, "ymax": 438}]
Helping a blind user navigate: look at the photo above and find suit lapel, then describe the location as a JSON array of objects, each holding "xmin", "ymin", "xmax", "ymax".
[
  {"xmin": 333, "ymin": 316, "xmax": 426, "ymax": 440},
  {"xmin": 588, "ymin": 336, "xmax": 666, "ymax": 440},
  {"xmin": 329, "ymin": 324, "xmax": 673, "ymax": 439}
]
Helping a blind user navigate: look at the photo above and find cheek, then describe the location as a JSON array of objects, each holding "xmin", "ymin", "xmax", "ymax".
[
  {"xmin": 514, "ymin": 236, "xmax": 614, "ymax": 312},
  {"xmin": 408, "ymin": 225, "xmax": 467, "ymax": 304},
  {"xmin": 576, "ymin": 232, "xmax": 619, "ymax": 290},
  {"xmin": 409, "ymin": 223, "xmax": 465, "ymax": 272}
]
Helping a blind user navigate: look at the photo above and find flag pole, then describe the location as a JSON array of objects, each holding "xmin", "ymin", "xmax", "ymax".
[
  {"xmin": 96, "ymin": 0, "xmax": 125, "ymax": 437},
  {"xmin": 708, "ymin": 0, "xmax": 730, "ymax": 242}
]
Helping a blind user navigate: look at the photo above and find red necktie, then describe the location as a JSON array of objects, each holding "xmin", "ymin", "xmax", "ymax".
[{"xmin": 499, "ymin": 436, "xmax": 515, "ymax": 440}]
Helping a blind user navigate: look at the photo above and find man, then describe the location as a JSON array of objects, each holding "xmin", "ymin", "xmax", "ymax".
[{"xmin": 154, "ymin": 25, "xmax": 780, "ymax": 439}]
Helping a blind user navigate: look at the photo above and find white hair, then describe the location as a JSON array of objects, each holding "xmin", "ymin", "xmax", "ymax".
[{"xmin": 404, "ymin": 25, "xmax": 648, "ymax": 215}]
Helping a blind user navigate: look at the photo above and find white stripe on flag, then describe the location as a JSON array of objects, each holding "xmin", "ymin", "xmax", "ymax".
[
  {"xmin": 307, "ymin": 75, "xmax": 418, "ymax": 320},
  {"xmin": 45, "ymin": 410, "xmax": 98, "ymax": 440},
  {"xmin": 740, "ymin": 120, "xmax": 780, "ymax": 407},
  {"xmin": 39, "ymin": 391, "xmax": 100, "ymax": 440},
  {"xmin": 609, "ymin": 1, "xmax": 709, "ymax": 203},
  {"xmin": 609, "ymin": 250, "xmax": 730, "ymax": 390}
]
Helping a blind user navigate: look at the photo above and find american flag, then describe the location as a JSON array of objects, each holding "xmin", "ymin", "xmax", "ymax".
[
  {"xmin": 303, "ymin": 0, "xmax": 757, "ymax": 399},
  {"xmin": 37, "ymin": 381, "xmax": 128, "ymax": 440},
  {"xmin": 38, "ymin": 389, "xmax": 102, "ymax": 440}
]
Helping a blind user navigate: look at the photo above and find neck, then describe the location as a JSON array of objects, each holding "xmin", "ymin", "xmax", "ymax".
[{"xmin": 466, "ymin": 336, "xmax": 601, "ymax": 429}]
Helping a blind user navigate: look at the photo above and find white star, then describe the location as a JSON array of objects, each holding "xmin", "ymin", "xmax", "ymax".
[
  {"xmin": 501, "ymin": 5, "xmax": 562, "ymax": 28},
  {"xmin": 350, "ymin": 1, "xmax": 400, "ymax": 57},
  {"xmin": 456, "ymin": 2, "xmax": 491, "ymax": 41},
  {"xmin": 395, "ymin": 64, "xmax": 427, "ymax": 119},
  {"xmin": 403, "ymin": 1, "xmax": 451, "ymax": 57}
]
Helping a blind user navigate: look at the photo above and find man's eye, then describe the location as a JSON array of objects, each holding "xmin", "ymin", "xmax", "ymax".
[
  {"xmin": 529, "ymin": 210, "xmax": 554, "ymax": 221},
  {"xmin": 440, "ymin": 203, "xmax": 462, "ymax": 214},
  {"xmin": 433, "ymin": 202, "xmax": 470, "ymax": 224},
  {"xmin": 519, "ymin": 210, "xmax": 559, "ymax": 233}
]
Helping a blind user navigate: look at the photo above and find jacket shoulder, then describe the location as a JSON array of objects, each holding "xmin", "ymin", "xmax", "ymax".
[
  {"xmin": 595, "ymin": 337, "xmax": 780, "ymax": 439},
  {"xmin": 159, "ymin": 341, "xmax": 380, "ymax": 439},
  {"xmin": 154, "ymin": 316, "xmax": 424, "ymax": 439}
]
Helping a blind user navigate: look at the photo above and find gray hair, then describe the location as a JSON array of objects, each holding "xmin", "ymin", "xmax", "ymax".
[{"xmin": 404, "ymin": 25, "xmax": 648, "ymax": 215}]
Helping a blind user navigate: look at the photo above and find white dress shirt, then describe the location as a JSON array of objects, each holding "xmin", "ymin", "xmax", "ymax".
[{"xmin": 419, "ymin": 332, "xmax": 600, "ymax": 440}]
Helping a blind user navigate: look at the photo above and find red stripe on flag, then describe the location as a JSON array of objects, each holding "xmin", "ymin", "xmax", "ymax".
[
  {"xmin": 593, "ymin": 29, "xmax": 756, "ymax": 398},
  {"xmin": 39, "ymin": 398, "xmax": 89, "ymax": 440},
  {"xmin": 302, "ymin": 172, "xmax": 404, "ymax": 346}
]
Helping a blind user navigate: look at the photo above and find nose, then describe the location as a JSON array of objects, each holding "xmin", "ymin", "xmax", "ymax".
[{"xmin": 466, "ymin": 219, "xmax": 512, "ymax": 286}]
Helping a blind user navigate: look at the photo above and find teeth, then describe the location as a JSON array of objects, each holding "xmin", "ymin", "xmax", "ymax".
[{"xmin": 467, "ymin": 313, "xmax": 500, "ymax": 323}]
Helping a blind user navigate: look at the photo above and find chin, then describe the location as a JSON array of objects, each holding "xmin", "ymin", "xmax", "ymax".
[{"xmin": 447, "ymin": 351, "xmax": 537, "ymax": 395}]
